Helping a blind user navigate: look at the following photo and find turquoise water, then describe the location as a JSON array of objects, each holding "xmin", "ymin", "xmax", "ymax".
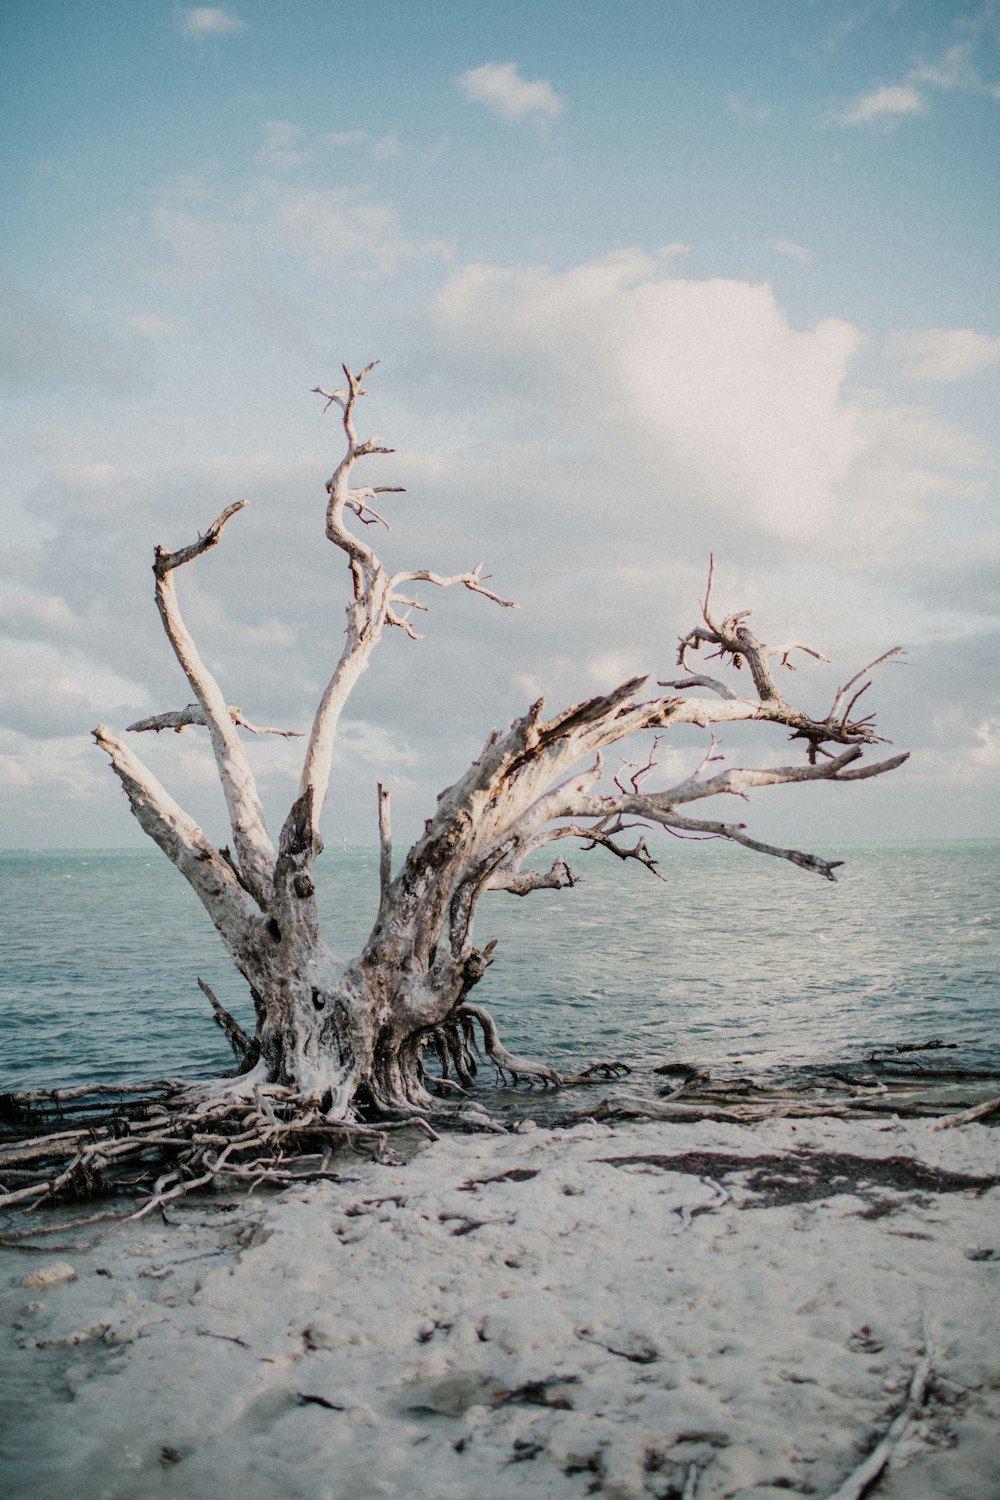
[{"xmin": 1, "ymin": 841, "xmax": 997, "ymax": 1092}]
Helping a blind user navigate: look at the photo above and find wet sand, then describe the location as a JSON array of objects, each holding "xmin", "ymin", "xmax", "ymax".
[{"xmin": 2, "ymin": 1113, "xmax": 998, "ymax": 1499}]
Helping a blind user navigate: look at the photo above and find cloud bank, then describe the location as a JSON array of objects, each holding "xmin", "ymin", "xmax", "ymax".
[
  {"xmin": 456, "ymin": 62, "xmax": 563, "ymax": 122},
  {"xmin": 179, "ymin": 6, "xmax": 245, "ymax": 41}
]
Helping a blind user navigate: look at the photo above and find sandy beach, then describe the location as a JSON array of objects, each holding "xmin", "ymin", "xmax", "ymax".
[{"xmin": 2, "ymin": 1113, "xmax": 997, "ymax": 1500}]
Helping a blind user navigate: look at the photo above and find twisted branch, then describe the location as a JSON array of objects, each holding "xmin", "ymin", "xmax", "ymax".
[{"xmin": 151, "ymin": 502, "xmax": 276, "ymax": 903}]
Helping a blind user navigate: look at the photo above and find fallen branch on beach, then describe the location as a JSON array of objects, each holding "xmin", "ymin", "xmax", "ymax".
[
  {"xmin": 4, "ymin": 1055, "xmax": 997, "ymax": 1241},
  {"xmin": 586, "ymin": 1092, "xmax": 867, "ymax": 1124},
  {"xmin": 0, "ymin": 1081, "xmax": 442, "ymax": 1240},
  {"xmin": 580, "ymin": 1077, "xmax": 1000, "ymax": 1126},
  {"xmin": 933, "ymin": 1096, "xmax": 1000, "ymax": 1130},
  {"xmin": 821, "ymin": 1328, "xmax": 934, "ymax": 1500}
]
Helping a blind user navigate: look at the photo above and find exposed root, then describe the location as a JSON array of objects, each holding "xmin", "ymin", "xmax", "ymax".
[
  {"xmin": 434, "ymin": 1007, "xmax": 628, "ymax": 1092},
  {"xmin": 6, "ymin": 1041, "xmax": 988, "ymax": 1239},
  {"xmin": 458, "ymin": 1005, "xmax": 562, "ymax": 1087},
  {"xmin": 0, "ymin": 1081, "xmax": 436, "ymax": 1241},
  {"xmin": 559, "ymin": 1060, "xmax": 632, "ymax": 1086}
]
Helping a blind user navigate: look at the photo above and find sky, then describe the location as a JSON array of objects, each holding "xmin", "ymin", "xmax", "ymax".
[{"xmin": 1, "ymin": 0, "xmax": 998, "ymax": 856}]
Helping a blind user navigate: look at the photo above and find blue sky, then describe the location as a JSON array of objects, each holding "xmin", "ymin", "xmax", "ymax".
[{"xmin": 2, "ymin": 0, "xmax": 998, "ymax": 851}]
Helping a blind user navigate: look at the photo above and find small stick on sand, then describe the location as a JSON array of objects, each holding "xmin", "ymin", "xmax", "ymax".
[
  {"xmin": 821, "ymin": 1327, "xmax": 933, "ymax": 1500},
  {"xmin": 932, "ymin": 1096, "xmax": 1000, "ymax": 1130}
]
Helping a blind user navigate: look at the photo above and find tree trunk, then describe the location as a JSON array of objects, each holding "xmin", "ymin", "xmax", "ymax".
[{"xmin": 92, "ymin": 363, "xmax": 907, "ymax": 1126}]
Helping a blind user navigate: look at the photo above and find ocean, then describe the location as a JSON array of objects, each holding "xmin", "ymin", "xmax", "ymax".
[{"xmin": 1, "ymin": 840, "xmax": 997, "ymax": 1096}]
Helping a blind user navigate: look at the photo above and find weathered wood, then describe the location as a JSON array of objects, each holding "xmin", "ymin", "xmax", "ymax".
[
  {"xmin": 127, "ymin": 704, "xmax": 302, "ymax": 737},
  {"xmin": 821, "ymin": 1331, "xmax": 933, "ymax": 1500},
  {"xmin": 933, "ymin": 1096, "xmax": 1000, "ymax": 1130},
  {"xmin": 152, "ymin": 500, "xmax": 277, "ymax": 904},
  {"xmin": 81, "ymin": 362, "xmax": 909, "ymax": 1144},
  {"xmin": 198, "ymin": 977, "xmax": 251, "ymax": 1060}
]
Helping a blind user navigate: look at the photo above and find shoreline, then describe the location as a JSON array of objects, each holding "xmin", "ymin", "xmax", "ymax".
[{"xmin": 2, "ymin": 1114, "xmax": 998, "ymax": 1499}]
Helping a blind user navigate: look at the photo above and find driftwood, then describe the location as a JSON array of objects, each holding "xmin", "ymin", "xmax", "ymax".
[
  {"xmin": 6, "ymin": 1049, "xmax": 996, "ymax": 1240},
  {"xmin": 0, "ymin": 1060, "xmax": 638, "ymax": 1236},
  {"xmin": 85, "ymin": 362, "xmax": 906, "ymax": 1125},
  {"xmin": 5, "ymin": 362, "xmax": 915, "ymax": 1218},
  {"xmin": 581, "ymin": 1080, "xmax": 1000, "ymax": 1127},
  {"xmin": 821, "ymin": 1330, "xmax": 934, "ymax": 1500},
  {"xmin": 0, "ymin": 1080, "xmax": 449, "ymax": 1242},
  {"xmin": 933, "ymin": 1096, "xmax": 1000, "ymax": 1130}
]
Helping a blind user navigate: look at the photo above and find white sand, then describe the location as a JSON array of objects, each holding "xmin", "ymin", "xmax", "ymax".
[{"xmin": 2, "ymin": 1115, "xmax": 998, "ymax": 1500}]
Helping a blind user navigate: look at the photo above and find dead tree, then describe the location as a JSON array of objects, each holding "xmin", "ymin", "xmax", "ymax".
[{"xmin": 92, "ymin": 364, "xmax": 907, "ymax": 1123}]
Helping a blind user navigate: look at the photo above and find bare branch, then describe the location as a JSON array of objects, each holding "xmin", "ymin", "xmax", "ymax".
[
  {"xmin": 321, "ymin": 364, "xmax": 390, "ymax": 590},
  {"xmin": 778, "ymin": 642, "xmax": 830, "ymax": 670},
  {"xmin": 824, "ymin": 751, "xmax": 909, "ymax": 781},
  {"xmin": 390, "ymin": 563, "xmax": 517, "ymax": 611},
  {"xmin": 311, "ymin": 385, "xmax": 348, "ymax": 413},
  {"xmin": 613, "ymin": 734, "xmax": 665, "ymax": 795},
  {"xmin": 487, "ymin": 856, "xmax": 577, "ymax": 895},
  {"xmin": 305, "ymin": 367, "xmax": 515, "ymax": 829},
  {"xmin": 127, "ymin": 704, "xmax": 302, "ymax": 738},
  {"xmin": 298, "ymin": 574, "xmax": 391, "ymax": 832},
  {"xmin": 676, "ymin": 561, "xmax": 903, "ymax": 758},
  {"xmin": 661, "ymin": 811, "xmax": 846, "ymax": 879},
  {"xmin": 822, "ymin": 1329, "xmax": 933, "ymax": 1500},
  {"xmin": 459, "ymin": 1004, "xmax": 561, "ymax": 1086},
  {"xmin": 659, "ymin": 673, "xmax": 738, "ymax": 700},
  {"xmin": 153, "ymin": 499, "xmax": 246, "ymax": 574},
  {"xmin": 378, "ymin": 782, "xmax": 392, "ymax": 904},
  {"xmin": 93, "ymin": 725, "xmax": 262, "ymax": 942},
  {"xmin": 829, "ymin": 647, "xmax": 905, "ymax": 723},
  {"xmin": 701, "ymin": 552, "xmax": 718, "ymax": 631},
  {"xmin": 198, "ymin": 977, "xmax": 252, "ymax": 1062},
  {"xmin": 661, "ymin": 745, "xmax": 866, "ymax": 805},
  {"xmin": 152, "ymin": 504, "xmax": 276, "ymax": 904},
  {"xmin": 345, "ymin": 485, "xmax": 406, "ymax": 529},
  {"xmin": 547, "ymin": 820, "xmax": 663, "ymax": 877}
]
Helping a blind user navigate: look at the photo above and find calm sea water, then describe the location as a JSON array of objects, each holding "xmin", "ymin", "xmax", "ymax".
[{"xmin": 1, "ymin": 841, "xmax": 997, "ymax": 1094}]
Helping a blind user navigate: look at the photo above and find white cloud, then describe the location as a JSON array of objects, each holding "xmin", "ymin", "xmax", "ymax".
[
  {"xmin": 0, "ymin": 278, "xmax": 138, "ymax": 391},
  {"xmin": 322, "ymin": 130, "xmax": 367, "ymax": 151},
  {"xmin": 432, "ymin": 252, "xmax": 864, "ymax": 544},
  {"xmin": 456, "ymin": 62, "xmax": 563, "ymax": 122},
  {"xmin": 0, "ymin": 640, "xmax": 149, "ymax": 740},
  {"xmin": 971, "ymin": 715, "xmax": 1000, "ymax": 770},
  {"xmin": 910, "ymin": 43, "xmax": 980, "ymax": 92},
  {"xmin": 827, "ymin": 38, "xmax": 1000, "ymax": 129},
  {"xmin": 829, "ymin": 83, "xmax": 925, "ymax": 128},
  {"xmin": 888, "ymin": 327, "xmax": 1000, "ymax": 382},
  {"xmin": 0, "ymin": 593, "xmax": 80, "ymax": 638},
  {"xmin": 585, "ymin": 649, "xmax": 646, "ymax": 690},
  {"xmin": 258, "ymin": 120, "xmax": 309, "ymax": 170},
  {"xmin": 372, "ymin": 132, "xmax": 403, "ymax": 161},
  {"xmin": 773, "ymin": 239, "xmax": 812, "ymax": 264},
  {"xmin": 152, "ymin": 176, "xmax": 448, "ymax": 284},
  {"xmin": 0, "ymin": 730, "xmax": 111, "ymax": 810},
  {"xmin": 179, "ymin": 6, "xmax": 245, "ymax": 40},
  {"xmin": 331, "ymin": 720, "xmax": 419, "ymax": 774},
  {"xmin": 429, "ymin": 251, "xmax": 992, "ymax": 561},
  {"xmin": 726, "ymin": 93, "xmax": 772, "ymax": 123},
  {"xmin": 127, "ymin": 313, "xmax": 181, "ymax": 340}
]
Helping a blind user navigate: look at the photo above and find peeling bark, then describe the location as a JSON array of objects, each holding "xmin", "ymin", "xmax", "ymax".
[{"xmin": 90, "ymin": 363, "xmax": 907, "ymax": 1129}]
